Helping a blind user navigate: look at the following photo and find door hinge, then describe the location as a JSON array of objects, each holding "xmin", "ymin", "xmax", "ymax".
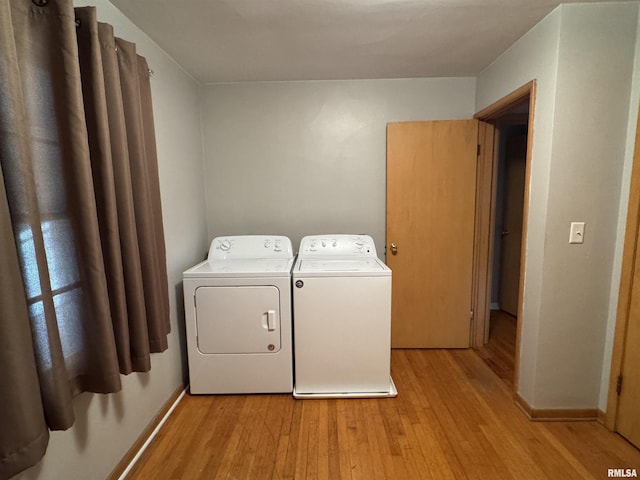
[
  {"xmin": 477, "ymin": 144, "xmax": 481, "ymax": 156},
  {"xmin": 470, "ymin": 309, "xmax": 474, "ymax": 323},
  {"xmin": 617, "ymin": 375, "xmax": 623, "ymax": 395}
]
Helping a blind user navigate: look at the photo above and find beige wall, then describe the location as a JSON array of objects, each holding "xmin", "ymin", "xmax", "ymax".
[
  {"xmin": 14, "ymin": 1, "xmax": 208, "ymax": 479},
  {"xmin": 199, "ymin": 78, "xmax": 476, "ymax": 255},
  {"xmin": 477, "ymin": 2, "xmax": 639, "ymax": 409}
]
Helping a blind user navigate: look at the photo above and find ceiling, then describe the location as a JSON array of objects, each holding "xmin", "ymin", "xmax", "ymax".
[{"xmin": 109, "ymin": 0, "xmax": 613, "ymax": 84}]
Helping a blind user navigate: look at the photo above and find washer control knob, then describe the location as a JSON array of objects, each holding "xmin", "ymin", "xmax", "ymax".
[
  {"xmin": 295, "ymin": 280, "xmax": 304, "ymax": 288},
  {"xmin": 220, "ymin": 239, "xmax": 231, "ymax": 251}
]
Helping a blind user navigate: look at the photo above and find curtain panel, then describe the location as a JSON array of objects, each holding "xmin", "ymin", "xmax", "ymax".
[{"xmin": 0, "ymin": 1, "xmax": 170, "ymax": 478}]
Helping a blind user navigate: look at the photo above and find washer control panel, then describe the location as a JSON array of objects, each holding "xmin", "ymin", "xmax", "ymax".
[
  {"xmin": 298, "ymin": 234, "xmax": 377, "ymax": 257},
  {"xmin": 208, "ymin": 235, "xmax": 293, "ymax": 260}
]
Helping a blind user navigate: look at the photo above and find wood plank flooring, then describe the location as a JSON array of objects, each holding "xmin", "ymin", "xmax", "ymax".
[
  {"xmin": 126, "ymin": 349, "xmax": 640, "ymax": 479},
  {"xmin": 474, "ymin": 310, "xmax": 517, "ymax": 388}
]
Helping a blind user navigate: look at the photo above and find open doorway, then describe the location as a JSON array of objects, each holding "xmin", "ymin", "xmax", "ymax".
[
  {"xmin": 473, "ymin": 83, "xmax": 535, "ymax": 392},
  {"xmin": 477, "ymin": 107, "xmax": 528, "ymax": 388}
]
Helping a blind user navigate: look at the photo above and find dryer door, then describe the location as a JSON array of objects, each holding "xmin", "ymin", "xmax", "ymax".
[{"xmin": 195, "ymin": 285, "xmax": 281, "ymax": 354}]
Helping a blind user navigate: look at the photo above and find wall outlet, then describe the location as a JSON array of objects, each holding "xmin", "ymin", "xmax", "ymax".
[{"xmin": 569, "ymin": 222, "xmax": 585, "ymax": 244}]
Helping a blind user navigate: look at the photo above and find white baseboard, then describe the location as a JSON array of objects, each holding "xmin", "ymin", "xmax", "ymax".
[{"xmin": 117, "ymin": 387, "xmax": 187, "ymax": 480}]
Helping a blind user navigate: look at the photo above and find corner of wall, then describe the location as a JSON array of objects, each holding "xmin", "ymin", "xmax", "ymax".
[
  {"xmin": 475, "ymin": 5, "xmax": 563, "ymax": 407},
  {"xmin": 598, "ymin": 2, "xmax": 640, "ymax": 412}
]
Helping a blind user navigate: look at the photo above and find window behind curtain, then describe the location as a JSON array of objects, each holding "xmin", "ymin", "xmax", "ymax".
[{"xmin": 0, "ymin": 2, "xmax": 170, "ymax": 478}]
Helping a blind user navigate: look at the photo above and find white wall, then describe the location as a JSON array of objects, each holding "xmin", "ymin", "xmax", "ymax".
[
  {"xmin": 537, "ymin": 2, "xmax": 637, "ymax": 409},
  {"xmin": 14, "ymin": 1, "xmax": 207, "ymax": 479},
  {"xmin": 477, "ymin": 10, "xmax": 562, "ymax": 402},
  {"xmin": 600, "ymin": 5, "xmax": 640, "ymax": 410},
  {"xmin": 200, "ymin": 78, "xmax": 476, "ymax": 254},
  {"xmin": 477, "ymin": 2, "xmax": 639, "ymax": 409}
]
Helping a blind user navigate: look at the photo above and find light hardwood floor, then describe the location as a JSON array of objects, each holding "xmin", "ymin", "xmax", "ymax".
[
  {"xmin": 474, "ymin": 310, "xmax": 517, "ymax": 388},
  {"xmin": 126, "ymin": 349, "xmax": 640, "ymax": 479}
]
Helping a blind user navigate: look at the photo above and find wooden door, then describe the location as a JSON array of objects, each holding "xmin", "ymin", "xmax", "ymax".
[
  {"xmin": 616, "ymin": 233, "xmax": 640, "ymax": 448},
  {"xmin": 386, "ymin": 120, "xmax": 479, "ymax": 348},
  {"xmin": 610, "ymin": 103, "xmax": 640, "ymax": 447},
  {"xmin": 498, "ymin": 134, "xmax": 527, "ymax": 316}
]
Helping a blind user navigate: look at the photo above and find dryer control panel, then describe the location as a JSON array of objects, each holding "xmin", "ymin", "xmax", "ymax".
[
  {"xmin": 298, "ymin": 234, "xmax": 378, "ymax": 257},
  {"xmin": 208, "ymin": 235, "xmax": 293, "ymax": 260}
]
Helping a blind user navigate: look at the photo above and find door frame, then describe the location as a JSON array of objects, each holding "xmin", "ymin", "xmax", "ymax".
[
  {"xmin": 605, "ymin": 102, "xmax": 640, "ymax": 430},
  {"xmin": 471, "ymin": 81, "xmax": 537, "ymax": 396}
]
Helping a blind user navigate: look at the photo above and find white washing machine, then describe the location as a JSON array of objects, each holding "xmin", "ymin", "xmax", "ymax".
[
  {"xmin": 183, "ymin": 235, "xmax": 294, "ymax": 394},
  {"xmin": 292, "ymin": 234, "xmax": 397, "ymax": 399}
]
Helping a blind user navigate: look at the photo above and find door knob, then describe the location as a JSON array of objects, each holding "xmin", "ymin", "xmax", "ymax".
[
  {"xmin": 390, "ymin": 243, "xmax": 398, "ymax": 254},
  {"xmin": 501, "ymin": 231, "xmax": 510, "ymax": 236}
]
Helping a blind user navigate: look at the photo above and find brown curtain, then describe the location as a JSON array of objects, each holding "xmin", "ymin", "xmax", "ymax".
[{"xmin": 0, "ymin": 1, "xmax": 170, "ymax": 479}]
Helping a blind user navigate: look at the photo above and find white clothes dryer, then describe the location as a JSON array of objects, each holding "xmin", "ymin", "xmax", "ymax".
[
  {"xmin": 292, "ymin": 234, "xmax": 397, "ymax": 399},
  {"xmin": 183, "ymin": 235, "xmax": 294, "ymax": 394}
]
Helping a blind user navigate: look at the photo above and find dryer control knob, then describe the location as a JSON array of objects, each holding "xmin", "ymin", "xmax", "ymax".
[{"xmin": 295, "ymin": 280, "xmax": 304, "ymax": 288}]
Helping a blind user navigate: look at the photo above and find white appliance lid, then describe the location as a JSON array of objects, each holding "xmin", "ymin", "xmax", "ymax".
[
  {"xmin": 297, "ymin": 258, "xmax": 386, "ymax": 273},
  {"xmin": 184, "ymin": 258, "xmax": 294, "ymax": 278},
  {"xmin": 297, "ymin": 234, "xmax": 379, "ymax": 258},
  {"xmin": 208, "ymin": 235, "xmax": 293, "ymax": 260},
  {"xmin": 294, "ymin": 257, "xmax": 390, "ymax": 277}
]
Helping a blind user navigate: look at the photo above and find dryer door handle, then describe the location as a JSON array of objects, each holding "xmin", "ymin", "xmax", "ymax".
[{"xmin": 267, "ymin": 310, "xmax": 277, "ymax": 331}]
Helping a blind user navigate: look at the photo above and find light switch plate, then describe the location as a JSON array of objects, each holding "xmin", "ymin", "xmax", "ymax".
[{"xmin": 569, "ymin": 222, "xmax": 585, "ymax": 244}]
